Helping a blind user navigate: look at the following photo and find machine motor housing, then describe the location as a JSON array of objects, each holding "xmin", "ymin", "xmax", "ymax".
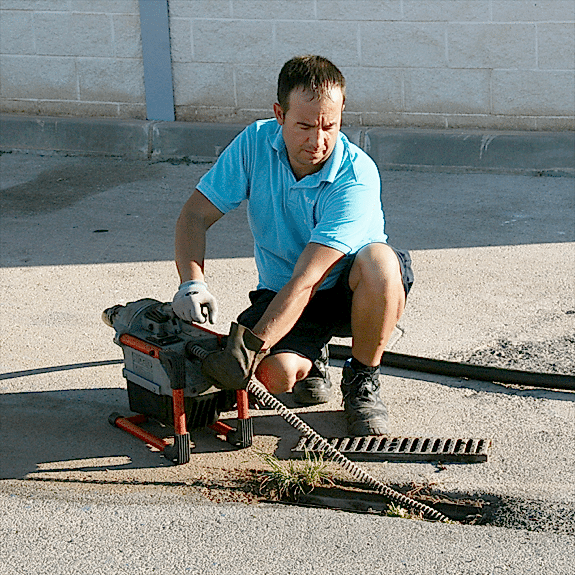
[{"xmin": 103, "ymin": 299, "xmax": 234, "ymax": 430}]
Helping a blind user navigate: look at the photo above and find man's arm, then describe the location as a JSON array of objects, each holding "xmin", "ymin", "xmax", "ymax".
[
  {"xmin": 175, "ymin": 189, "xmax": 224, "ymax": 283},
  {"xmin": 252, "ymin": 242, "xmax": 345, "ymax": 349},
  {"xmin": 200, "ymin": 240, "xmax": 343, "ymax": 391}
]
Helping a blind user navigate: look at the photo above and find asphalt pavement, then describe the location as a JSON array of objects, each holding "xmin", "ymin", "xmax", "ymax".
[{"xmin": 0, "ymin": 117, "xmax": 574, "ymax": 574}]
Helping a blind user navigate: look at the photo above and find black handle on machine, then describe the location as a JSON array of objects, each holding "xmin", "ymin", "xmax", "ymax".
[{"xmin": 159, "ymin": 349, "xmax": 186, "ymax": 390}]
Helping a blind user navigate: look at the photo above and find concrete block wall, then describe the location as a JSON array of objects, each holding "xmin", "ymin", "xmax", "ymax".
[
  {"xmin": 0, "ymin": 0, "xmax": 146, "ymax": 118},
  {"xmin": 1, "ymin": 1, "xmax": 574, "ymax": 130},
  {"xmin": 169, "ymin": 0, "xmax": 575, "ymax": 130}
]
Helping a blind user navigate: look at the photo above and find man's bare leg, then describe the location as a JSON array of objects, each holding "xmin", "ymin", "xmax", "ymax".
[
  {"xmin": 343, "ymin": 243, "xmax": 406, "ymax": 435},
  {"xmin": 348, "ymin": 243, "xmax": 406, "ymax": 365},
  {"xmin": 255, "ymin": 353, "xmax": 312, "ymax": 395},
  {"xmin": 255, "ymin": 244, "xmax": 405, "ymax": 421}
]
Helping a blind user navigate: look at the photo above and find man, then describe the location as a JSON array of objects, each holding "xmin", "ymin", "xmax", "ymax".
[{"xmin": 172, "ymin": 55, "xmax": 413, "ymax": 436}]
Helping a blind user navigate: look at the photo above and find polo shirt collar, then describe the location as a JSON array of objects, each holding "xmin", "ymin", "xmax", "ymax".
[
  {"xmin": 319, "ymin": 134, "xmax": 344, "ymax": 184},
  {"xmin": 271, "ymin": 124, "xmax": 291, "ymax": 172}
]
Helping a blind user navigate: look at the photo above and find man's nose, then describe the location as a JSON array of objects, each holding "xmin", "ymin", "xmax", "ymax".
[{"xmin": 309, "ymin": 128, "xmax": 324, "ymax": 149}]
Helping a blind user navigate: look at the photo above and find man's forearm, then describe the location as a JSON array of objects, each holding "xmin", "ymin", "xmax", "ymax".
[
  {"xmin": 252, "ymin": 242, "xmax": 345, "ymax": 349},
  {"xmin": 174, "ymin": 190, "xmax": 223, "ymax": 283},
  {"xmin": 175, "ymin": 217, "xmax": 207, "ymax": 283},
  {"xmin": 252, "ymin": 280, "xmax": 315, "ymax": 349}
]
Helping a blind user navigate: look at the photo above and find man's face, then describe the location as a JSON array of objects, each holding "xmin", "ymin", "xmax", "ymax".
[{"xmin": 273, "ymin": 87, "xmax": 344, "ymax": 180}]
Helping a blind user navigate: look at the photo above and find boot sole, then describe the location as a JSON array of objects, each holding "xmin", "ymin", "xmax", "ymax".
[
  {"xmin": 347, "ymin": 416, "xmax": 389, "ymax": 436},
  {"xmin": 292, "ymin": 390, "xmax": 332, "ymax": 406}
]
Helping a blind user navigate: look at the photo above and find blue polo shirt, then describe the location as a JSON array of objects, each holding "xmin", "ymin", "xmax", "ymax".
[{"xmin": 196, "ymin": 118, "xmax": 387, "ymax": 292}]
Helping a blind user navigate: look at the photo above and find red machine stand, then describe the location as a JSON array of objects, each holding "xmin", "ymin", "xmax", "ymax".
[
  {"xmin": 108, "ymin": 344, "xmax": 253, "ymax": 465},
  {"xmin": 109, "ymin": 388, "xmax": 252, "ymax": 465}
]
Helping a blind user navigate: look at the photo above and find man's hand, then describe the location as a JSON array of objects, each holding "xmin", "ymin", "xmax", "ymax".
[
  {"xmin": 172, "ymin": 280, "xmax": 218, "ymax": 324},
  {"xmin": 202, "ymin": 322, "xmax": 268, "ymax": 390}
]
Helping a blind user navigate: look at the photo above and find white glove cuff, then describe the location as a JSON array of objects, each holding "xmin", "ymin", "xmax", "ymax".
[{"xmin": 179, "ymin": 280, "xmax": 207, "ymax": 290}]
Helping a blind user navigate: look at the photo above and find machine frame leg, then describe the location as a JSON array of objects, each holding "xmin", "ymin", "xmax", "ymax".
[
  {"xmin": 110, "ymin": 390, "xmax": 252, "ymax": 463},
  {"xmin": 209, "ymin": 389, "xmax": 253, "ymax": 448},
  {"xmin": 163, "ymin": 388, "xmax": 191, "ymax": 464},
  {"xmin": 108, "ymin": 387, "xmax": 191, "ymax": 464},
  {"xmin": 109, "ymin": 412, "xmax": 169, "ymax": 452}
]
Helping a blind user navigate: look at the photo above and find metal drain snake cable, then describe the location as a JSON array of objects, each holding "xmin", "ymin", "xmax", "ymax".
[{"xmin": 189, "ymin": 345, "xmax": 450, "ymax": 523}]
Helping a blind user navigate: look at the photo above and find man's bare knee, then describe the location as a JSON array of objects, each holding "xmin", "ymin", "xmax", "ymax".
[
  {"xmin": 349, "ymin": 243, "xmax": 402, "ymax": 292},
  {"xmin": 255, "ymin": 353, "xmax": 312, "ymax": 394}
]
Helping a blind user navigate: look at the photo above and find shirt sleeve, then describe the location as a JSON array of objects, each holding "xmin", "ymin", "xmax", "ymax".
[
  {"xmin": 310, "ymin": 160, "xmax": 386, "ymax": 253},
  {"xmin": 196, "ymin": 126, "xmax": 252, "ymax": 214}
]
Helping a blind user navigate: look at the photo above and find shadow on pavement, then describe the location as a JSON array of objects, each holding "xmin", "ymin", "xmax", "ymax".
[
  {"xmin": 0, "ymin": 383, "xmax": 348, "ymax": 479},
  {"xmin": 0, "ymin": 387, "xmax": 171, "ymax": 479},
  {"xmin": 1, "ymin": 154, "xmax": 573, "ymax": 268}
]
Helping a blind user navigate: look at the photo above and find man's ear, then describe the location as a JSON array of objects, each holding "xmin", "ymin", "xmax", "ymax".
[{"xmin": 273, "ymin": 102, "xmax": 285, "ymax": 125}]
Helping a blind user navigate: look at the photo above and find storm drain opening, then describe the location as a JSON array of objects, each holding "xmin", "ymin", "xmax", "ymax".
[
  {"xmin": 293, "ymin": 482, "xmax": 490, "ymax": 524},
  {"xmin": 292, "ymin": 435, "xmax": 492, "ymax": 463}
]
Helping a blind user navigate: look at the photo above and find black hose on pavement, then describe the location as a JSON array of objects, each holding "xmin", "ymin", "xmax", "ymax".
[{"xmin": 328, "ymin": 344, "xmax": 575, "ymax": 391}]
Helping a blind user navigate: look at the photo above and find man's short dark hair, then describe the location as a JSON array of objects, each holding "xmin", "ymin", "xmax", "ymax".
[{"xmin": 277, "ymin": 55, "xmax": 346, "ymax": 113}]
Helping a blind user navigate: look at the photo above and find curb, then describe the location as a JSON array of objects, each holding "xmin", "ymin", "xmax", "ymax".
[
  {"xmin": 365, "ymin": 128, "xmax": 575, "ymax": 176},
  {"xmin": 0, "ymin": 115, "xmax": 151, "ymax": 160},
  {"xmin": 1, "ymin": 114, "xmax": 573, "ymax": 175}
]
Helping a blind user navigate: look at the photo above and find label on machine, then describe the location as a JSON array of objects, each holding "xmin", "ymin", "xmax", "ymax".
[{"xmin": 122, "ymin": 368, "xmax": 161, "ymax": 395}]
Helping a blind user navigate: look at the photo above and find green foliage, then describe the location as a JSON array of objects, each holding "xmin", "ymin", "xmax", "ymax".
[
  {"xmin": 258, "ymin": 450, "xmax": 335, "ymax": 501},
  {"xmin": 385, "ymin": 503, "xmax": 424, "ymax": 520}
]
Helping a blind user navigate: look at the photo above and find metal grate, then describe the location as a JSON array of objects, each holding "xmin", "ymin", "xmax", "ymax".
[{"xmin": 293, "ymin": 435, "xmax": 491, "ymax": 463}]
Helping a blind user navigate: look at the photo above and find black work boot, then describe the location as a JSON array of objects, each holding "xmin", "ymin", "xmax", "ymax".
[
  {"xmin": 341, "ymin": 358, "xmax": 389, "ymax": 436},
  {"xmin": 292, "ymin": 345, "xmax": 332, "ymax": 405}
]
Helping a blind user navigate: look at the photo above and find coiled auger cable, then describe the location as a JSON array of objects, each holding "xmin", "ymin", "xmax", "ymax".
[
  {"xmin": 189, "ymin": 345, "xmax": 450, "ymax": 522},
  {"xmin": 247, "ymin": 380, "xmax": 450, "ymax": 522}
]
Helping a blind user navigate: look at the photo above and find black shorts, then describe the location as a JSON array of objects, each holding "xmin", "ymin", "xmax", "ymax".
[{"xmin": 237, "ymin": 246, "xmax": 413, "ymax": 364}]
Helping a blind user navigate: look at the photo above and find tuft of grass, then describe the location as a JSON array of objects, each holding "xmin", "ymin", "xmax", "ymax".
[
  {"xmin": 385, "ymin": 503, "xmax": 458, "ymax": 524},
  {"xmin": 385, "ymin": 503, "xmax": 425, "ymax": 520},
  {"xmin": 257, "ymin": 450, "xmax": 335, "ymax": 501}
]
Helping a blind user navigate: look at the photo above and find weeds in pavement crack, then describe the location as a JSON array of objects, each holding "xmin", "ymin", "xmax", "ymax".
[{"xmin": 257, "ymin": 450, "xmax": 335, "ymax": 501}]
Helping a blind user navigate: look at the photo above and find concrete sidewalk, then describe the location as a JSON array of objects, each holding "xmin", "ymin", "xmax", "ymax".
[{"xmin": 1, "ymin": 116, "xmax": 574, "ymax": 573}]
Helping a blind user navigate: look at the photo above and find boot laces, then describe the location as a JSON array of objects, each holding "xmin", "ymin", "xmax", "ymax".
[{"xmin": 342, "ymin": 371, "xmax": 380, "ymax": 403}]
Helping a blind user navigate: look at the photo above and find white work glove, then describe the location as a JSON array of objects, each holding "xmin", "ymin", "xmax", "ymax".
[{"xmin": 172, "ymin": 280, "xmax": 218, "ymax": 324}]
